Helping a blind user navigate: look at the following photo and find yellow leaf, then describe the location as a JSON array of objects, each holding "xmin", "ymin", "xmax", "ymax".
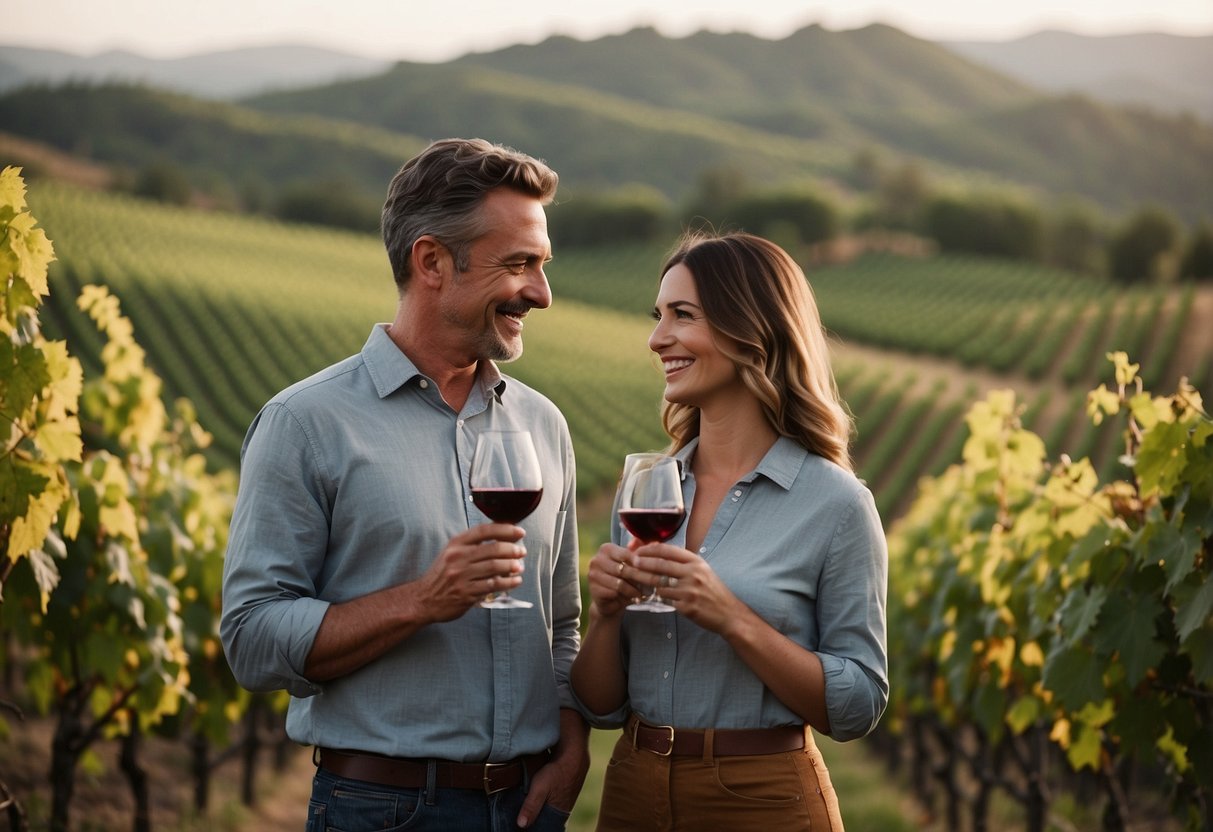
[
  {"xmin": 1109, "ymin": 352, "xmax": 1139, "ymax": 388},
  {"xmin": 41, "ymin": 341, "xmax": 83, "ymax": 419},
  {"xmin": 0, "ymin": 166, "xmax": 29, "ymax": 212},
  {"xmin": 1067, "ymin": 721, "xmax": 1102, "ymax": 770},
  {"xmin": 1020, "ymin": 641, "xmax": 1045, "ymax": 667},
  {"xmin": 1128, "ymin": 391, "xmax": 1174, "ymax": 431},
  {"xmin": 1050, "ymin": 717, "xmax": 1071, "ymax": 748},
  {"xmin": 986, "ymin": 636, "xmax": 1016, "ymax": 684},
  {"xmin": 99, "ymin": 500, "xmax": 140, "ymax": 544},
  {"xmin": 1075, "ymin": 699, "xmax": 1115, "ymax": 729},
  {"xmin": 7, "ymin": 486, "xmax": 66, "ymax": 562},
  {"xmin": 5, "ymin": 211, "xmax": 55, "ymax": 295},
  {"xmin": 1157, "ymin": 726, "xmax": 1189, "ymax": 773},
  {"xmin": 1086, "ymin": 384, "xmax": 1119, "ymax": 426},
  {"xmin": 939, "ymin": 629, "xmax": 957, "ymax": 662},
  {"xmin": 34, "ymin": 417, "xmax": 83, "ymax": 463}
]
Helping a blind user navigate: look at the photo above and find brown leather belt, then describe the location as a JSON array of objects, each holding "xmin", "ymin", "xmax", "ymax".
[
  {"xmin": 315, "ymin": 747, "xmax": 550, "ymax": 794},
  {"xmin": 629, "ymin": 716, "xmax": 805, "ymax": 757}
]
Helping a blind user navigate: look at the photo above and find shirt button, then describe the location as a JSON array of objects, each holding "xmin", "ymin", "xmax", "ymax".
[
  {"xmin": 666, "ymin": 632, "xmax": 672, "ymax": 639},
  {"xmin": 457, "ymin": 419, "xmax": 465, "ymax": 428},
  {"xmin": 419, "ymin": 379, "xmax": 429, "ymax": 389},
  {"xmin": 733, "ymin": 489, "xmax": 742, "ymax": 496},
  {"xmin": 466, "ymin": 494, "xmax": 474, "ymax": 502},
  {"xmin": 698, "ymin": 547, "xmax": 706, "ymax": 554},
  {"xmin": 662, "ymin": 671, "xmax": 669, "ymax": 679}
]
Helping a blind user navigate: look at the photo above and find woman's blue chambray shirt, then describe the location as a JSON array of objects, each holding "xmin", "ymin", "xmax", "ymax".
[
  {"xmin": 577, "ymin": 436, "xmax": 888, "ymax": 742},
  {"xmin": 220, "ymin": 325, "xmax": 581, "ymax": 762}
]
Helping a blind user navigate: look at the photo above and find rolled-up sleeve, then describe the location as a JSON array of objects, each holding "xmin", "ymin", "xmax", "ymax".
[
  {"xmin": 551, "ymin": 427, "xmax": 583, "ymax": 711},
  {"xmin": 817, "ymin": 489, "xmax": 889, "ymax": 741},
  {"xmin": 220, "ymin": 403, "xmax": 331, "ymax": 698}
]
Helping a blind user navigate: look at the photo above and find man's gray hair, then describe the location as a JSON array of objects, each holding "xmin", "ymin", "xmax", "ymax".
[{"xmin": 381, "ymin": 138, "xmax": 558, "ymax": 288}]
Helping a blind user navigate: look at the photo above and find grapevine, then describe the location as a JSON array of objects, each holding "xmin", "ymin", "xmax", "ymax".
[{"xmin": 883, "ymin": 352, "xmax": 1212, "ymax": 829}]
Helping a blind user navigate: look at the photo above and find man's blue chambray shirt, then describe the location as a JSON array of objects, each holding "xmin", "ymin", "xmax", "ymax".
[
  {"xmin": 576, "ymin": 436, "xmax": 888, "ymax": 742},
  {"xmin": 220, "ymin": 325, "xmax": 581, "ymax": 762}
]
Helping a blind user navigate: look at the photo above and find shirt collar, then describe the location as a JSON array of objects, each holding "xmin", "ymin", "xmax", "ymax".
[
  {"xmin": 673, "ymin": 434, "xmax": 805, "ymax": 491},
  {"xmin": 361, "ymin": 324, "xmax": 507, "ymax": 401}
]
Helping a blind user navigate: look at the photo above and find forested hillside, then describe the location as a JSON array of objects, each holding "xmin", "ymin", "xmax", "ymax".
[{"xmin": 2, "ymin": 24, "xmax": 1211, "ymax": 222}]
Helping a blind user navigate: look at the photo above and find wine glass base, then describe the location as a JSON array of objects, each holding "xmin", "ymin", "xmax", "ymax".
[
  {"xmin": 626, "ymin": 599, "xmax": 675, "ymax": 613},
  {"xmin": 480, "ymin": 595, "xmax": 533, "ymax": 609}
]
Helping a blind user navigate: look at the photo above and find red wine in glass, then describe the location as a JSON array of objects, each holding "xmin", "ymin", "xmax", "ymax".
[
  {"xmin": 471, "ymin": 488, "xmax": 544, "ymax": 524},
  {"xmin": 470, "ymin": 430, "xmax": 543, "ymax": 609},
  {"xmin": 619, "ymin": 508, "xmax": 685, "ymax": 543},
  {"xmin": 619, "ymin": 455, "xmax": 685, "ymax": 613}
]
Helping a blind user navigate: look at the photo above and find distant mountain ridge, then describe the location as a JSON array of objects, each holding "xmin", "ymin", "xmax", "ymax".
[
  {"xmin": 0, "ymin": 43, "xmax": 392, "ymax": 99},
  {"xmin": 1, "ymin": 25, "xmax": 1210, "ymax": 223},
  {"xmin": 941, "ymin": 31, "xmax": 1213, "ymax": 123},
  {"xmin": 1, "ymin": 28, "xmax": 1208, "ymax": 122}
]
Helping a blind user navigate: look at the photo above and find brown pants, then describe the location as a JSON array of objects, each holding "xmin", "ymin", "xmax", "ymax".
[{"xmin": 595, "ymin": 725, "xmax": 844, "ymax": 831}]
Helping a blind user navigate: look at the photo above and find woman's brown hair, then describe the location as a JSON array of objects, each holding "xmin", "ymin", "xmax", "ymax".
[{"xmin": 659, "ymin": 231, "xmax": 854, "ymax": 471}]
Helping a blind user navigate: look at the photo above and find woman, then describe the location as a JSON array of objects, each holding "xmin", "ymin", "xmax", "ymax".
[{"xmin": 571, "ymin": 232, "xmax": 888, "ymax": 830}]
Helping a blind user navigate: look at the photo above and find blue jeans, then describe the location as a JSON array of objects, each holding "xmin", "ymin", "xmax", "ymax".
[{"xmin": 305, "ymin": 766, "xmax": 571, "ymax": 832}]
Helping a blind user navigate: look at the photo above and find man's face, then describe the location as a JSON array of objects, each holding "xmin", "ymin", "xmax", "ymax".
[{"xmin": 439, "ymin": 188, "xmax": 553, "ymax": 363}]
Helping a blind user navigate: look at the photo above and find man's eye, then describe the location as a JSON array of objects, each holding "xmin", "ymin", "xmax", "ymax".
[{"xmin": 506, "ymin": 262, "xmax": 527, "ymax": 274}]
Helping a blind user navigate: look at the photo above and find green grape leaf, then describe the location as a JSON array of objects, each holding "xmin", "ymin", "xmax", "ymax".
[
  {"xmin": 1006, "ymin": 694, "xmax": 1043, "ymax": 734},
  {"xmin": 1135, "ymin": 420, "xmax": 1192, "ymax": 498},
  {"xmin": 1059, "ymin": 584, "xmax": 1107, "ymax": 646},
  {"xmin": 1174, "ymin": 578, "xmax": 1213, "ymax": 643},
  {"xmin": 1143, "ymin": 521, "xmax": 1202, "ymax": 591},
  {"xmin": 1, "ymin": 275, "xmax": 40, "ymax": 331},
  {"xmin": 1093, "ymin": 592, "xmax": 1166, "ymax": 686},
  {"xmin": 1182, "ymin": 626, "xmax": 1213, "ymax": 685},
  {"xmin": 1043, "ymin": 645, "xmax": 1105, "ymax": 712},
  {"xmin": 972, "ymin": 680, "xmax": 1007, "ymax": 740},
  {"xmin": 4, "ymin": 342, "xmax": 50, "ymax": 419}
]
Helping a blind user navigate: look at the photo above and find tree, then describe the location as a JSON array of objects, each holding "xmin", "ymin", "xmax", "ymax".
[
  {"xmin": 548, "ymin": 185, "xmax": 671, "ymax": 247},
  {"xmin": 926, "ymin": 191, "xmax": 1044, "ymax": 260},
  {"xmin": 132, "ymin": 160, "xmax": 192, "ymax": 206},
  {"xmin": 1045, "ymin": 199, "xmax": 1106, "ymax": 276},
  {"xmin": 1179, "ymin": 220, "xmax": 1213, "ymax": 281},
  {"xmin": 276, "ymin": 178, "xmax": 380, "ymax": 233},
  {"xmin": 726, "ymin": 188, "xmax": 839, "ymax": 249},
  {"xmin": 1107, "ymin": 205, "xmax": 1181, "ymax": 284}
]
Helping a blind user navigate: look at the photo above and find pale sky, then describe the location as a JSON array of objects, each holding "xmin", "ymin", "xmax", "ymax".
[{"xmin": 8, "ymin": 0, "xmax": 1213, "ymax": 61}]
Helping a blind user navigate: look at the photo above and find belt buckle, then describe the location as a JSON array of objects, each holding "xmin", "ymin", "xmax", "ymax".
[
  {"xmin": 483, "ymin": 761, "xmax": 511, "ymax": 795},
  {"xmin": 655, "ymin": 725, "xmax": 675, "ymax": 756},
  {"xmin": 639, "ymin": 723, "xmax": 673, "ymax": 757}
]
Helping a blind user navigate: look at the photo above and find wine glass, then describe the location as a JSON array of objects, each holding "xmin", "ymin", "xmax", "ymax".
[
  {"xmin": 618, "ymin": 455, "xmax": 685, "ymax": 613},
  {"xmin": 469, "ymin": 430, "xmax": 543, "ymax": 609}
]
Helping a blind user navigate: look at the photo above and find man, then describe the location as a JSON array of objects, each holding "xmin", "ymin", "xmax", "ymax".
[{"xmin": 220, "ymin": 138, "xmax": 588, "ymax": 830}]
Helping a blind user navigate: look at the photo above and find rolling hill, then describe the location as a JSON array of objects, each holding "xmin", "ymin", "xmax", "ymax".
[{"xmin": 2, "ymin": 24, "xmax": 1210, "ymax": 222}]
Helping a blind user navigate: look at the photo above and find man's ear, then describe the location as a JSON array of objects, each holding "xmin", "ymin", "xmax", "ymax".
[{"xmin": 410, "ymin": 235, "xmax": 450, "ymax": 289}]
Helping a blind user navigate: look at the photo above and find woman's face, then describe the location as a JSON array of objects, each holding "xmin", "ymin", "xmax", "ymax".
[{"xmin": 648, "ymin": 263, "xmax": 741, "ymax": 410}]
